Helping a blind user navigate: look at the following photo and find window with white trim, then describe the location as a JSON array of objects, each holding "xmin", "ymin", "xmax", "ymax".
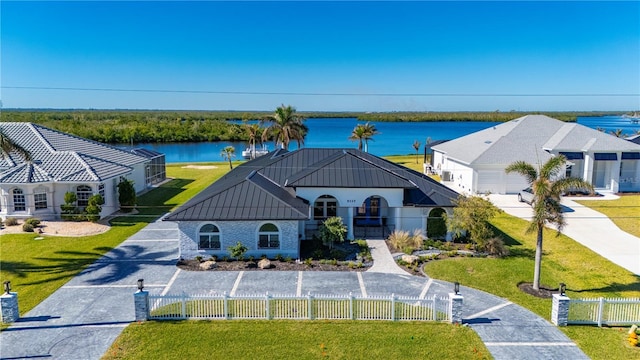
[
  {"xmin": 34, "ymin": 190, "xmax": 48, "ymax": 210},
  {"xmin": 13, "ymin": 188, "xmax": 26, "ymax": 211},
  {"xmin": 313, "ymin": 195, "xmax": 337, "ymax": 220},
  {"xmin": 258, "ymin": 223, "xmax": 280, "ymax": 249},
  {"xmin": 76, "ymin": 185, "xmax": 93, "ymax": 207},
  {"xmin": 198, "ymin": 224, "xmax": 221, "ymax": 250}
]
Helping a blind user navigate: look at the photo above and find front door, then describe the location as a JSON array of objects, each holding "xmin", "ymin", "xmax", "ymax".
[{"xmin": 355, "ymin": 197, "xmax": 381, "ymax": 226}]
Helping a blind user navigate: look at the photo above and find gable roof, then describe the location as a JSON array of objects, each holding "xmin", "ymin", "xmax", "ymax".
[
  {"xmin": 431, "ymin": 115, "xmax": 640, "ymax": 166},
  {"xmin": 0, "ymin": 122, "xmax": 148, "ymax": 184},
  {"xmin": 165, "ymin": 148, "xmax": 458, "ymax": 222}
]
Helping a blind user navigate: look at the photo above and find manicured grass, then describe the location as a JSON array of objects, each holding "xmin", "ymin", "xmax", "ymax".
[
  {"xmin": 424, "ymin": 213, "xmax": 640, "ymax": 359},
  {"xmin": 102, "ymin": 320, "xmax": 491, "ymax": 360},
  {"xmin": 0, "ymin": 163, "xmax": 227, "ymax": 320},
  {"xmin": 384, "ymin": 154, "xmax": 426, "ymax": 173},
  {"xmin": 574, "ymin": 195, "xmax": 640, "ymax": 237}
]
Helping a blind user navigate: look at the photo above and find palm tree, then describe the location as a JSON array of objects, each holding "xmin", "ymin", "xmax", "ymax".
[
  {"xmin": 412, "ymin": 140, "xmax": 421, "ymax": 164},
  {"xmin": 221, "ymin": 146, "xmax": 235, "ymax": 169},
  {"xmin": 361, "ymin": 122, "xmax": 380, "ymax": 153},
  {"xmin": 348, "ymin": 124, "xmax": 367, "ymax": 151},
  {"xmin": 0, "ymin": 129, "xmax": 32, "ymax": 161},
  {"xmin": 244, "ymin": 123, "xmax": 262, "ymax": 159},
  {"xmin": 261, "ymin": 104, "xmax": 307, "ymax": 150},
  {"xmin": 505, "ymin": 155, "xmax": 594, "ymax": 291},
  {"xmin": 610, "ymin": 129, "xmax": 624, "ymax": 138}
]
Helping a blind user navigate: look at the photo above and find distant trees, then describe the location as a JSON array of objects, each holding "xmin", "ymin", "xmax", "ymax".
[
  {"xmin": 244, "ymin": 123, "xmax": 263, "ymax": 159},
  {"xmin": 261, "ymin": 105, "xmax": 307, "ymax": 150}
]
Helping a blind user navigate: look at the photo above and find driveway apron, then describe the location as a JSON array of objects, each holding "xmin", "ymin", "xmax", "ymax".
[{"xmin": 1, "ymin": 221, "xmax": 588, "ymax": 360}]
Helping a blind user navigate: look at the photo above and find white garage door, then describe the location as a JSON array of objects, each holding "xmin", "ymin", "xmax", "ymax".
[
  {"xmin": 506, "ymin": 173, "xmax": 529, "ymax": 194},
  {"xmin": 477, "ymin": 171, "xmax": 502, "ymax": 194}
]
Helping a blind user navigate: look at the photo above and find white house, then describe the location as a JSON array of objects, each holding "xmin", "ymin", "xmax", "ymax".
[
  {"xmin": 431, "ymin": 115, "xmax": 640, "ymax": 194},
  {"xmin": 0, "ymin": 122, "xmax": 166, "ymax": 220},
  {"xmin": 165, "ymin": 148, "xmax": 459, "ymax": 260}
]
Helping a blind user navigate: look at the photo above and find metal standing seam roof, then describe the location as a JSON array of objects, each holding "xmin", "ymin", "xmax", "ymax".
[
  {"xmin": 165, "ymin": 148, "xmax": 459, "ymax": 222},
  {"xmin": 1, "ymin": 122, "xmax": 149, "ymax": 184}
]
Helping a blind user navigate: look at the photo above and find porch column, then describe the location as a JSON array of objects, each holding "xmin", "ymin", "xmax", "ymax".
[
  {"xmin": 583, "ymin": 153, "xmax": 593, "ymax": 185},
  {"xmin": 610, "ymin": 152, "xmax": 622, "ymax": 193},
  {"xmin": 347, "ymin": 207, "xmax": 354, "ymax": 240},
  {"xmin": 421, "ymin": 211, "xmax": 428, "ymax": 238},
  {"xmin": 394, "ymin": 207, "xmax": 402, "ymax": 231}
]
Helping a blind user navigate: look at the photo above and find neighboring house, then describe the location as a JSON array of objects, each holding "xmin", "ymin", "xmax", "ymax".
[
  {"xmin": 431, "ymin": 115, "xmax": 640, "ymax": 194},
  {"xmin": 165, "ymin": 148, "xmax": 459, "ymax": 260},
  {"xmin": 0, "ymin": 122, "xmax": 166, "ymax": 220},
  {"xmin": 626, "ymin": 134, "xmax": 640, "ymax": 146}
]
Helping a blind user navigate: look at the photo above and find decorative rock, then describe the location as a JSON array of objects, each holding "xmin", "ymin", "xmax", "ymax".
[
  {"xmin": 199, "ymin": 260, "xmax": 217, "ymax": 270},
  {"xmin": 258, "ymin": 258, "xmax": 272, "ymax": 269},
  {"xmin": 401, "ymin": 254, "xmax": 419, "ymax": 264}
]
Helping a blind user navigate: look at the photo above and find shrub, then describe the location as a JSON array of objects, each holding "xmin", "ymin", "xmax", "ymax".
[
  {"xmin": 227, "ymin": 241, "xmax": 248, "ymax": 261},
  {"xmin": 304, "ymin": 258, "xmax": 313, "ymax": 267},
  {"xmin": 312, "ymin": 249, "xmax": 324, "ymax": 259},
  {"xmin": 426, "ymin": 208, "xmax": 447, "ymax": 239},
  {"xmin": 117, "ymin": 179, "xmax": 136, "ymax": 213},
  {"xmin": 85, "ymin": 194, "xmax": 104, "ymax": 222},
  {"xmin": 318, "ymin": 216, "xmax": 347, "ymax": 249},
  {"xmin": 484, "ymin": 236, "xmax": 509, "ymax": 257},
  {"xmin": 61, "ymin": 192, "xmax": 78, "ymax": 221},
  {"xmin": 5, "ymin": 217, "xmax": 19, "ymax": 226},
  {"xmin": 25, "ymin": 218, "xmax": 41, "ymax": 227},
  {"xmin": 284, "ymin": 256, "xmax": 293, "ymax": 263},
  {"xmin": 275, "ymin": 254, "xmax": 284, "ymax": 262},
  {"xmin": 22, "ymin": 223, "xmax": 34, "ymax": 232},
  {"xmin": 329, "ymin": 249, "xmax": 346, "ymax": 260},
  {"xmin": 387, "ymin": 229, "xmax": 424, "ymax": 254},
  {"xmin": 195, "ymin": 256, "xmax": 203, "ymax": 262}
]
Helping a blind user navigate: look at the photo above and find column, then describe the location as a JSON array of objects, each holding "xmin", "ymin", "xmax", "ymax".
[
  {"xmin": 449, "ymin": 293, "xmax": 464, "ymax": 324},
  {"xmin": 134, "ymin": 290, "xmax": 150, "ymax": 322},
  {"xmin": 347, "ymin": 207, "xmax": 354, "ymax": 239},
  {"xmin": 551, "ymin": 293, "xmax": 570, "ymax": 326},
  {"xmin": 1, "ymin": 292, "xmax": 19, "ymax": 323}
]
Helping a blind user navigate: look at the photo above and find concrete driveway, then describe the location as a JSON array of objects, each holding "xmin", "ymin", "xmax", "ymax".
[{"xmin": 489, "ymin": 193, "xmax": 640, "ymax": 275}]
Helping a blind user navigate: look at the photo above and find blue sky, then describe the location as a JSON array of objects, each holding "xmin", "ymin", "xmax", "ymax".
[{"xmin": 2, "ymin": 1, "xmax": 639, "ymax": 111}]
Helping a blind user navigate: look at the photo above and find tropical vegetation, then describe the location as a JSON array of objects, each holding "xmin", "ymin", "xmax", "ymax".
[
  {"xmin": 505, "ymin": 155, "xmax": 594, "ymax": 291},
  {"xmin": 220, "ymin": 145, "xmax": 235, "ymax": 169},
  {"xmin": 0, "ymin": 128, "xmax": 31, "ymax": 161},
  {"xmin": 261, "ymin": 105, "xmax": 308, "ymax": 150}
]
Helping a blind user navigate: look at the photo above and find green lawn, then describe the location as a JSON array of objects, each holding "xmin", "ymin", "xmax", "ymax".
[
  {"xmin": 102, "ymin": 320, "xmax": 490, "ymax": 360},
  {"xmin": 424, "ymin": 212, "xmax": 640, "ymax": 359},
  {"xmin": 574, "ymin": 195, "xmax": 640, "ymax": 237}
]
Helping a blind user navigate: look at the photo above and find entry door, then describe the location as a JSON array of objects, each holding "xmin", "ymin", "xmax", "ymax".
[{"xmin": 355, "ymin": 197, "xmax": 381, "ymax": 226}]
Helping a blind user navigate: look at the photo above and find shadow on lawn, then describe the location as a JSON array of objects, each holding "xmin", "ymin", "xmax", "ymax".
[
  {"xmin": 568, "ymin": 275, "xmax": 640, "ymax": 294},
  {"xmin": 491, "ymin": 224, "xmax": 538, "ymax": 259}
]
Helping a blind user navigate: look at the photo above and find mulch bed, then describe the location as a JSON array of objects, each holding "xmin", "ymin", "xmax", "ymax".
[
  {"xmin": 177, "ymin": 259, "xmax": 368, "ymax": 272},
  {"xmin": 517, "ymin": 282, "xmax": 560, "ymax": 298}
]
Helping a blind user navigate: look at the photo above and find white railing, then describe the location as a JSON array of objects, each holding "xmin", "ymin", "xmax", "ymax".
[
  {"xmin": 568, "ymin": 297, "xmax": 640, "ymax": 326},
  {"xmin": 148, "ymin": 292, "xmax": 450, "ymax": 322}
]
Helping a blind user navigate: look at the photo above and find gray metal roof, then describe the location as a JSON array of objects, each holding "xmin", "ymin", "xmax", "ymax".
[
  {"xmin": 166, "ymin": 148, "xmax": 459, "ymax": 222},
  {"xmin": 0, "ymin": 122, "xmax": 149, "ymax": 184},
  {"xmin": 431, "ymin": 115, "xmax": 640, "ymax": 165}
]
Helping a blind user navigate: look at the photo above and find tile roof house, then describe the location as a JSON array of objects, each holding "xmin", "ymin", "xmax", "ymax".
[
  {"xmin": 0, "ymin": 122, "xmax": 166, "ymax": 220},
  {"xmin": 165, "ymin": 148, "xmax": 459, "ymax": 259},
  {"xmin": 431, "ymin": 115, "xmax": 640, "ymax": 194}
]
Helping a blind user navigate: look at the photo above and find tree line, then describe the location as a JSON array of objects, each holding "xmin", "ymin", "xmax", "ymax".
[{"xmin": 1, "ymin": 109, "xmax": 620, "ymax": 144}]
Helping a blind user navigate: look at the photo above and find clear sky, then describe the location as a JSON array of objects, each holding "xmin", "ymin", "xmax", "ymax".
[{"xmin": 1, "ymin": 1, "xmax": 639, "ymax": 112}]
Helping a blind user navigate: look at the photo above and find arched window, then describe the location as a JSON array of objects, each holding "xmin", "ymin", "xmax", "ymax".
[
  {"xmin": 199, "ymin": 224, "xmax": 221, "ymax": 249},
  {"xmin": 258, "ymin": 223, "xmax": 280, "ymax": 249},
  {"xmin": 76, "ymin": 185, "xmax": 93, "ymax": 207},
  {"xmin": 13, "ymin": 188, "xmax": 26, "ymax": 211},
  {"xmin": 34, "ymin": 188, "xmax": 48, "ymax": 210}
]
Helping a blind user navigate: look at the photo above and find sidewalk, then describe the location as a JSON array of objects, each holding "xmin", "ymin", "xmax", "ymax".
[
  {"xmin": 0, "ymin": 220, "xmax": 588, "ymax": 360},
  {"xmin": 489, "ymin": 193, "xmax": 640, "ymax": 275}
]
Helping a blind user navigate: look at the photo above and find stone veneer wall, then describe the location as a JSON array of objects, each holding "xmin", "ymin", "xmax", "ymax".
[{"xmin": 177, "ymin": 220, "xmax": 300, "ymax": 260}]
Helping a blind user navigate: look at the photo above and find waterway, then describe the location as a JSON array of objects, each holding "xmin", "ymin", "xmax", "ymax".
[{"xmin": 130, "ymin": 116, "xmax": 639, "ymax": 163}]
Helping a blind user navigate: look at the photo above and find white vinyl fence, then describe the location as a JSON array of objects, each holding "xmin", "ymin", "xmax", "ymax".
[
  {"xmin": 568, "ymin": 297, "xmax": 640, "ymax": 326},
  {"xmin": 148, "ymin": 292, "xmax": 450, "ymax": 322}
]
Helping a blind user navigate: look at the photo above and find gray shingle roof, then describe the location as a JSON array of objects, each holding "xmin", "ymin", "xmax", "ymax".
[
  {"xmin": 1, "ymin": 122, "xmax": 149, "ymax": 184},
  {"xmin": 165, "ymin": 148, "xmax": 459, "ymax": 221},
  {"xmin": 431, "ymin": 115, "xmax": 640, "ymax": 165}
]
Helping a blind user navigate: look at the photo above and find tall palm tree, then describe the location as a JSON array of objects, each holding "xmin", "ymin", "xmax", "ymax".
[
  {"xmin": 0, "ymin": 129, "xmax": 32, "ymax": 161},
  {"xmin": 244, "ymin": 123, "xmax": 262, "ymax": 159},
  {"xmin": 361, "ymin": 122, "xmax": 380, "ymax": 153},
  {"xmin": 412, "ymin": 140, "xmax": 421, "ymax": 164},
  {"xmin": 348, "ymin": 124, "xmax": 367, "ymax": 151},
  {"xmin": 261, "ymin": 104, "xmax": 307, "ymax": 150},
  {"xmin": 505, "ymin": 155, "xmax": 594, "ymax": 291},
  {"xmin": 221, "ymin": 146, "xmax": 235, "ymax": 169}
]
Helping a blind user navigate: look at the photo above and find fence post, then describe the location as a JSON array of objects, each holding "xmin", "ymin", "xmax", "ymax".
[
  {"xmin": 307, "ymin": 292, "xmax": 314, "ymax": 320},
  {"xmin": 224, "ymin": 292, "xmax": 229, "ymax": 320},
  {"xmin": 181, "ymin": 293, "xmax": 187, "ymax": 319},
  {"xmin": 1, "ymin": 282, "xmax": 19, "ymax": 323},
  {"xmin": 134, "ymin": 289, "xmax": 149, "ymax": 322},
  {"xmin": 266, "ymin": 292, "xmax": 271, "ymax": 320},
  {"xmin": 597, "ymin": 297, "xmax": 605, "ymax": 327},
  {"xmin": 391, "ymin": 294, "xmax": 396, "ymax": 321},
  {"xmin": 551, "ymin": 293, "xmax": 570, "ymax": 326},
  {"xmin": 448, "ymin": 292, "xmax": 464, "ymax": 324},
  {"xmin": 349, "ymin": 292, "xmax": 354, "ymax": 320}
]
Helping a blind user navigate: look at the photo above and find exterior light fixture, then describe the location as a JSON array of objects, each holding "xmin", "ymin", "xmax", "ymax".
[
  {"xmin": 137, "ymin": 279, "xmax": 144, "ymax": 292},
  {"xmin": 454, "ymin": 282, "xmax": 460, "ymax": 295},
  {"xmin": 3, "ymin": 281, "xmax": 10, "ymax": 294},
  {"xmin": 559, "ymin": 283, "xmax": 566, "ymax": 296}
]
